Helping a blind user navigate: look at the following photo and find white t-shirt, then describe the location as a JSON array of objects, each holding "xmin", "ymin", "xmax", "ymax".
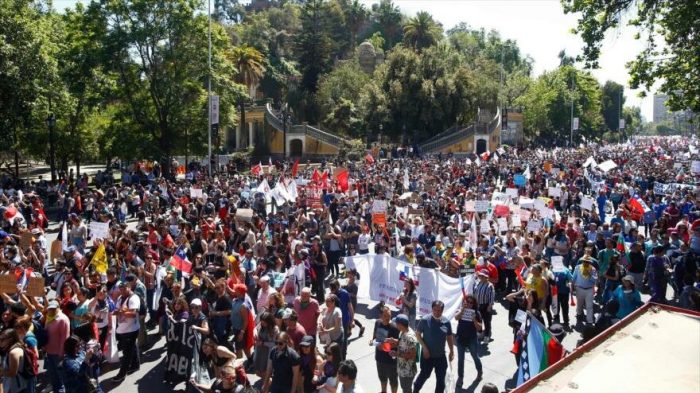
[
  {"xmin": 358, "ymin": 234, "xmax": 372, "ymax": 251},
  {"xmin": 115, "ymin": 293, "xmax": 140, "ymax": 334}
]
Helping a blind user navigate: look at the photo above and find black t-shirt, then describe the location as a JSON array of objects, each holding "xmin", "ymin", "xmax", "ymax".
[
  {"xmin": 628, "ymin": 251, "xmax": 646, "ymax": 274},
  {"xmin": 210, "ymin": 379, "xmax": 241, "ymax": 393},
  {"xmin": 269, "ymin": 346, "xmax": 301, "ymax": 390},
  {"xmin": 374, "ymin": 320, "xmax": 400, "ymax": 364},
  {"xmin": 213, "ymin": 294, "xmax": 232, "ymax": 315}
]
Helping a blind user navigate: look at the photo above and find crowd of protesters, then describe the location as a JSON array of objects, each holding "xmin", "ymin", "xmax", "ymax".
[{"xmin": 0, "ymin": 135, "xmax": 699, "ymax": 393}]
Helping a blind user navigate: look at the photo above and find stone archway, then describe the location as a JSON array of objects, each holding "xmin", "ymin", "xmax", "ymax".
[
  {"xmin": 289, "ymin": 139, "xmax": 304, "ymax": 157},
  {"xmin": 476, "ymin": 138, "xmax": 488, "ymax": 154}
]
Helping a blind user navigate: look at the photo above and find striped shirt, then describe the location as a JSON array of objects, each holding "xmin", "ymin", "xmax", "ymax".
[{"xmin": 474, "ymin": 280, "xmax": 495, "ymax": 307}]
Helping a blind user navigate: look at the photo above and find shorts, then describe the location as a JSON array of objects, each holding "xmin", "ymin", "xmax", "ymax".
[
  {"xmin": 377, "ymin": 361, "xmax": 398, "ymax": 387},
  {"xmin": 231, "ymin": 327, "xmax": 248, "ymax": 352}
]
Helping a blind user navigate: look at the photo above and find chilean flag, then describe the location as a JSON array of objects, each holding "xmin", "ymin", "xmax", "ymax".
[
  {"xmin": 397, "ymin": 263, "xmax": 419, "ymax": 286},
  {"xmin": 365, "ymin": 153, "xmax": 375, "ymax": 164},
  {"xmin": 251, "ymin": 162, "xmax": 263, "ymax": 176},
  {"xmin": 170, "ymin": 246, "xmax": 192, "ymax": 274}
]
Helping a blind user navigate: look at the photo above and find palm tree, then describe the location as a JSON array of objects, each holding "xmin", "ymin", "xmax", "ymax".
[
  {"xmin": 403, "ymin": 11, "xmax": 443, "ymax": 52},
  {"xmin": 228, "ymin": 44, "xmax": 265, "ymax": 147},
  {"xmin": 375, "ymin": 0, "xmax": 401, "ymax": 48},
  {"xmin": 344, "ymin": 0, "xmax": 367, "ymax": 53}
]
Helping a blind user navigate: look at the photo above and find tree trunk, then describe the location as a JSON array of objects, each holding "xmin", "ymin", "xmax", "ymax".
[
  {"xmin": 14, "ymin": 151, "xmax": 19, "ymax": 179},
  {"xmin": 76, "ymin": 156, "xmax": 80, "ymax": 178}
]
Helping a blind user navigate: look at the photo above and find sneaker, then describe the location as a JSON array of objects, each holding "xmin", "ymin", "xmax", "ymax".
[{"xmin": 112, "ymin": 374, "xmax": 126, "ymax": 383}]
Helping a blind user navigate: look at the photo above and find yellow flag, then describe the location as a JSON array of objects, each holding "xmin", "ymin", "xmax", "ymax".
[{"xmin": 92, "ymin": 244, "xmax": 108, "ymax": 274}]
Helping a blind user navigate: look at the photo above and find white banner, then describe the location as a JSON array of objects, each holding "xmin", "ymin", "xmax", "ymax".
[{"xmin": 345, "ymin": 254, "xmax": 474, "ymax": 321}]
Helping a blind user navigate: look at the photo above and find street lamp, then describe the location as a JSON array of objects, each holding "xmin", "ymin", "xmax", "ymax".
[
  {"xmin": 378, "ymin": 124, "xmax": 383, "ymax": 145},
  {"xmin": 499, "ymin": 43, "xmax": 511, "ymax": 147},
  {"xmin": 46, "ymin": 114, "xmax": 56, "ymax": 182}
]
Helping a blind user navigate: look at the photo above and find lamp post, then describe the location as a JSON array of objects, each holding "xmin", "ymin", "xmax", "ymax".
[
  {"xmin": 378, "ymin": 124, "xmax": 383, "ymax": 146},
  {"xmin": 499, "ymin": 43, "xmax": 511, "ymax": 147},
  {"xmin": 46, "ymin": 114, "xmax": 56, "ymax": 182}
]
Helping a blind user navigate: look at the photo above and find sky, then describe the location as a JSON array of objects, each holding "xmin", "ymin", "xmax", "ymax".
[{"xmin": 53, "ymin": 0, "xmax": 657, "ymax": 121}]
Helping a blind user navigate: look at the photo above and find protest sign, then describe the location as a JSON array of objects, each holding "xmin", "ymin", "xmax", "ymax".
[
  {"xmin": 597, "ymin": 160, "xmax": 618, "ymax": 172},
  {"xmin": 506, "ymin": 188, "xmax": 519, "ymax": 199},
  {"xmin": 494, "ymin": 205, "xmax": 510, "ymax": 217},
  {"xmin": 372, "ymin": 200, "xmax": 388, "ymax": 226},
  {"xmin": 20, "ymin": 232, "xmax": 33, "ymax": 250},
  {"xmin": 548, "ymin": 187, "xmax": 561, "ymax": 198},
  {"xmin": 306, "ymin": 185, "xmax": 323, "ymax": 208},
  {"xmin": 551, "ymin": 256, "xmax": 566, "ymax": 272},
  {"xmin": 164, "ymin": 321, "xmax": 195, "ymax": 384},
  {"xmin": 89, "ymin": 221, "xmax": 110, "ymax": 240},
  {"xmin": 526, "ymin": 220, "xmax": 542, "ymax": 232},
  {"xmin": 498, "ymin": 217, "xmax": 509, "ymax": 232},
  {"xmin": 0, "ymin": 275, "xmax": 17, "ymax": 294},
  {"xmin": 519, "ymin": 210, "xmax": 531, "ymax": 223},
  {"xmin": 234, "ymin": 208, "xmax": 254, "ymax": 222},
  {"xmin": 474, "ymin": 200, "xmax": 489, "ymax": 213},
  {"xmin": 465, "ymin": 200, "xmax": 475, "ymax": 212},
  {"xmin": 514, "ymin": 175, "xmax": 526, "ymax": 186},
  {"xmin": 480, "ymin": 220, "xmax": 491, "ymax": 234},
  {"xmin": 190, "ymin": 188, "xmax": 203, "ymax": 199},
  {"xmin": 692, "ymin": 161, "xmax": 700, "ymax": 173},
  {"xmin": 581, "ymin": 197, "xmax": 595, "ymax": 211}
]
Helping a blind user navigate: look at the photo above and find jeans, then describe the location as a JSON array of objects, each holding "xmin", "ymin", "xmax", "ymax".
[
  {"xmin": 146, "ymin": 288, "xmax": 156, "ymax": 320},
  {"xmin": 650, "ymin": 277, "xmax": 668, "ymax": 303},
  {"xmin": 45, "ymin": 353, "xmax": 65, "ymax": 393},
  {"xmin": 341, "ymin": 322, "xmax": 349, "ymax": 360},
  {"xmin": 456, "ymin": 337, "xmax": 482, "ymax": 379},
  {"xmin": 413, "ymin": 355, "xmax": 447, "ymax": 393},
  {"xmin": 556, "ymin": 292, "xmax": 571, "ymax": 324},
  {"xmin": 117, "ymin": 330, "xmax": 140, "ymax": 376},
  {"xmin": 328, "ymin": 250, "xmax": 341, "ymax": 277}
]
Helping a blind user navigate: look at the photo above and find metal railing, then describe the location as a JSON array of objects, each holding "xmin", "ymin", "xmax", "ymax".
[
  {"xmin": 264, "ymin": 103, "xmax": 344, "ymax": 147},
  {"xmin": 420, "ymin": 109, "xmax": 501, "ymax": 153}
]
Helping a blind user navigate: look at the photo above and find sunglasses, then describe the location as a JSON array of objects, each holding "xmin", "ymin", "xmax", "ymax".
[{"xmin": 275, "ymin": 341, "xmax": 285, "ymax": 346}]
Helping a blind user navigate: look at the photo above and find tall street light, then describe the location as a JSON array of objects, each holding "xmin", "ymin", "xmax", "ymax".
[
  {"xmin": 46, "ymin": 114, "xmax": 56, "ymax": 182},
  {"xmin": 207, "ymin": 0, "xmax": 212, "ymax": 176},
  {"xmin": 499, "ymin": 43, "xmax": 511, "ymax": 147}
]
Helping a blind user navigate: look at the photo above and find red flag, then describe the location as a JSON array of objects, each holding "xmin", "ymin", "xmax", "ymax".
[
  {"xmin": 292, "ymin": 158, "xmax": 300, "ymax": 177},
  {"xmin": 4, "ymin": 206, "xmax": 18, "ymax": 220},
  {"xmin": 365, "ymin": 153, "xmax": 375, "ymax": 164},
  {"xmin": 481, "ymin": 151, "xmax": 489, "ymax": 161},
  {"xmin": 337, "ymin": 170, "xmax": 349, "ymax": 192},
  {"xmin": 312, "ymin": 169, "xmax": 321, "ymax": 184},
  {"xmin": 321, "ymin": 171, "xmax": 329, "ymax": 189},
  {"xmin": 251, "ymin": 162, "xmax": 262, "ymax": 176}
]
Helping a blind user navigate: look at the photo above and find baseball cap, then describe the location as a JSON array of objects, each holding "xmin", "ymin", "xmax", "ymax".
[
  {"xmin": 477, "ymin": 270, "xmax": 489, "ymax": 277},
  {"xmin": 281, "ymin": 309, "xmax": 293, "ymax": 319},
  {"xmin": 63, "ymin": 246, "xmax": 76, "ymax": 253},
  {"xmin": 393, "ymin": 314, "xmax": 409, "ymax": 327},
  {"xmin": 47, "ymin": 300, "xmax": 60, "ymax": 309},
  {"xmin": 190, "ymin": 298, "xmax": 202, "ymax": 307},
  {"xmin": 300, "ymin": 335, "xmax": 315, "ymax": 347}
]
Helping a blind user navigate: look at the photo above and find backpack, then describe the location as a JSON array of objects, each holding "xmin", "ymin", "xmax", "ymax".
[
  {"xmin": 18, "ymin": 343, "xmax": 39, "ymax": 379},
  {"xmin": 31, "ymin": 317, "xmax": 48, "ymax": 350},
  {"xmin": 134, "ymin": 293, "xmax": 147, "ymax": 316}
]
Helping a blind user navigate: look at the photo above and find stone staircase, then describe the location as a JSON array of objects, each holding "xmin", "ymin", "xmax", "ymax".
[
  {"xmin": 419, "ymin": 109, "xmax": 502, "ymax": 153},
  {"xmin": 264, "ymin": 103, "xmax": 347, "ymax": 148}
]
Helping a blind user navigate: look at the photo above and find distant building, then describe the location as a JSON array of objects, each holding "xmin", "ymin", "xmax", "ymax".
[{"xmin": 653, "ymin": 93, "xmax": 671, "ymax": 123}]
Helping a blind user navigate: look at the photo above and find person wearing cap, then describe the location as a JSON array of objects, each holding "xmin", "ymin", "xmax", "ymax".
[
  {"xmin": 383, "ymin": 313, "xmax": 417, "ymax": 393},
  {"xmin": 369, "ymin": 305, "xmax": 399, "ymax": 393},
  {"xmin": 611, "ymin": 275, "xmax": 643, "ymax": 319},
  {"xmin": 413, "ymin": 300, "xmax": 454, "ymax": 393},
  {"xmin": 44, "ymin": 299, "xmax": 70, "ymax": 393},
  {"xmin": 282, "ymin": 309, "xmax": 307, "ymax": 354},
  {"xmin": 572, "ymin": 255, "xmax": 598, "ymax": 325},
  {"xmin": 112, "ymin": 281, "xmax": 141, "ymax": 382},
  {"xmin": 298, "ymin": 335, "xmax": 324, "ymax": 393},
  {"xmin": 473, "ymin": 270, "xmax": 495, "ymax": 344}
]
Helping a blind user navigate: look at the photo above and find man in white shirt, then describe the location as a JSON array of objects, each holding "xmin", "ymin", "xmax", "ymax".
[{"xmin": 113, "ymin": 281, "xmax": 141, "ymax": 382}]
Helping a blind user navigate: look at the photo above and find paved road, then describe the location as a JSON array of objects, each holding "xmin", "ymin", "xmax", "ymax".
[{"xmin": 35, "ymin": 218, "xmax": 654, "ymax": 393}]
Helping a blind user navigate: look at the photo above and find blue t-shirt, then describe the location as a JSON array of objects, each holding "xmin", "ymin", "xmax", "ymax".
[
  {"xmin": 336, "ymin": 289, "xmax": 352, "ymax": 326},
  {"xmin": 417, "ymin": 314, "xmax": 453, "ymax": 358},
  {"xmin": 554, "ymin": 269, "xmax": 573, "ymax": 295}
]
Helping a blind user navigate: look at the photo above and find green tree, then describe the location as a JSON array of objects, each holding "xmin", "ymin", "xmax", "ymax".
[
  {"xmin": 558, "ymin": 49, "xmax": 576, "ymax": 67},
  {"xmin": 293, "ymin": 0, "xmax": 333, "ymax": 121},
  {"xmin": 402, "ymin": 11, "xmax": 443, "ymax": 52},
  {"xmin": 562, "ymin": 0, "xmax": 700, "ymax": 114},
  {"xmin": 343, "ymin": 0, "xmax": 367, "ymax": 53},
  {"xmin": 374, "ymin": 0, "xmax": 402, "ymax": 49},
  {"xmin": 96, "ymin": 0, "xmax": 244, "ymax": 174},
  {"xmin": 316, "ymin": 59, "xmax": 369, "ymax": 136},
  {"xmin": 228, "ymin": 44, "xmax": 265, "ymax": 142},
  {"xmin": 358, "ymin": 45, "xmax": 482, "ymax": 141},
  {"xmin": 600, "ymin": 81, "xmax": 625, "ymax": 132}
]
